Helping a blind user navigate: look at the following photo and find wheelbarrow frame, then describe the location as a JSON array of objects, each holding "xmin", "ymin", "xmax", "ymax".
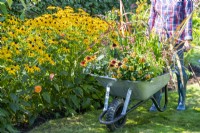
[{"xmin": 91, "ymin": 73, "xmax": 170, "ymax": 126}]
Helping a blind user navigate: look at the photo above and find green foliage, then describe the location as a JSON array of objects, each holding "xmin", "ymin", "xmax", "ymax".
[
  {"xmin": 0, "ymin": 7, "xmax": 106, "ymax": 132},
  {"xmin": 0, "ymin": 1, "xmax": 7, "ymax": 21},
  {"xmin": 184, "ymin": 3, "xmax": 200, "ymax": 69},
  {"xmin": 0, "ymin": 0, "xmax": 150, "ymax": 20},
  {"xmin": 185, "ymin": 47, "xmax": 200, "ymax": 68},
  {"xmin": 24, "ymin": 0, "xmax": 138, "ymax": 18},
  {"xmin": 192, "ymin": 6, "xmax": 200, "ymax": 47},
  {"xmin": 0, "ymin": 0, "xmax": 24, "ymax": 21}
]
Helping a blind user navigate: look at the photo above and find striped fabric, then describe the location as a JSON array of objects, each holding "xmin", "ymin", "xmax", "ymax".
[{"xmin": 148, "ymin": 0, "xmax": 193, "ymax": 43}]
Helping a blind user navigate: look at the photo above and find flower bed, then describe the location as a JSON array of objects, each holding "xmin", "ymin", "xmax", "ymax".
[{"xmin": 0, "ymin": 6, "xmax": 109, "ymax": 131}]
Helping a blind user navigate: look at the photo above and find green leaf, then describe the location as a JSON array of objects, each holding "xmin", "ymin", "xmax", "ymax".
[
  {"xmin": 6, "ymin": 124, "xmax": 16, "ymax": 133},
  {"xmin": 42, "ymin": 92, "xmax": 51, "ymax": 103},
  {"xmin": 6, "ymin": 0, "xmax": 13, "ymax": 9},
  {"xmin": 81, "ymin": 98, "xmax": 91, "ymax": 109},
  {"xmin": 29, "ymin": 114, "xmax": 38, "ymax": 125},
  {"xmin": 70, "ymin": 95, "xmax": 80, "ymax": 109},
  {"xmin": 64, "ymin": 80, "xmax": 74, "ymax": 88},
  {"xmin": 9, "ymin": 103, "xmax": 19, "ymax": 113},
  {"xmin": 0, "ymin": 108, "xmax": 8, "ymax": 117},
  {"xmin": 0, "ymin": 2, "xmax": 8, "ymax": 15},
  {"xmin": 61, "ymin": 98, "xmax": 66, "ymax": 105},
  {"xmin": 65, "ymin": 106, "xmax": 76, "ymax": 116},
  {"xmin": 54, "ymin": 84, "xmax": 60, "ymax": 92},
  {"xmin": 81, "ymin": 84, "xmax": 93, "ymax": 94},
  {"xmin": 10, "ymin": 93, "xmax": 18, "ymax": 101},
  {"xmin": 0, "ymin": 16, "xmax": 5, "ymax": 21},
  {"xmin": 60, "ymin": 70, "xmax": 68, "ymax": 76},
  {"xmin": 22, "ymin": 74, "xmax": 29, "ymax": 83},
  {"xmin": 19, "ymin": 10, "xmax": 25, "ymax": 20},
  {"xmin": 19, "ymin": 0, "xmax": 26, "ymax": 9},
  {"xmin": 92, "ymin": 94, "xmax": 99, "ymax": 99},
  {"xmin": 93, "ymin": 101, "xmax": 101, "ymax": 109},
  {"xmin": 21, "ymin": 101, "xmax": 31, "ymax": 107},
  {"xmin": 73, "ymin": 87, "xmax": 83, "ymax": 97}
]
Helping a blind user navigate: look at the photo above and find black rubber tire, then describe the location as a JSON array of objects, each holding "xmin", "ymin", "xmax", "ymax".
[{"xmin": 106, "ymin": 98, "xmax": 127, "ymax": 132}]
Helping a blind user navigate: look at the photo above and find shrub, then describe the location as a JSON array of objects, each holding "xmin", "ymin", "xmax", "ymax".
[{"xmin": 0, "ymin": 0, "xmax": 141, "ymax": 20}]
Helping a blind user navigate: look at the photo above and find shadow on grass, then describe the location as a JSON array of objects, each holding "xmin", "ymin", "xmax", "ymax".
[{"xmin": 29, "ymin": 84, "xmax": 200, "ymax": 133}]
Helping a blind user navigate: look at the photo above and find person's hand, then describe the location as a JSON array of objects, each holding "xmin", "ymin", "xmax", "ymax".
[{"xmin": 183, "ymin": 40, "xmax": 191, "ymax": 52}]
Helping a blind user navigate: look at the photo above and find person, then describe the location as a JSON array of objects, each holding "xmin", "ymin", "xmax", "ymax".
[{"xmin": 147, "ymin": 0, "xmax": 193, "ymax": 111}]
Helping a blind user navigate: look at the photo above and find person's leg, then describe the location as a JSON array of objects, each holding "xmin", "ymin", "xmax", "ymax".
[{"xmin": 175, "ymin": 49, "xmax": 188, "ymax": 111}]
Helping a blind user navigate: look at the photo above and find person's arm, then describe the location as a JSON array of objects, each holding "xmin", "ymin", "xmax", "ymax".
[
  {"xmin": 183, "ymin": 0, "xmax": 193, "ymax": 41},
  {"xmin": 148, "ymin": 0, "xmax": 156, "ymax": 31},
  {"xmin": 183, "ymin": 0, "xmax": 193, "ymax": 51}
]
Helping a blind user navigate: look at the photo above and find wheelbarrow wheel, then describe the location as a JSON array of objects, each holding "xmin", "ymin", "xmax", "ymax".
[{"xmin": 106, "ymin": 98, "xmax": 127, "ymax": 132}]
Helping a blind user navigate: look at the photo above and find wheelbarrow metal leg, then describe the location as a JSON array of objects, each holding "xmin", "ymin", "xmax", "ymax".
[
  {"xmin": 121, "ymin": 88, "xmax": 132, "ymax": 115},
  {"xmin": 103, "ymin": 85, "xmax": 110, "ymax": 111}
]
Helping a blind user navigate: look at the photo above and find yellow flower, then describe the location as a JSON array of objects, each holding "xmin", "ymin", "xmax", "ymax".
[
  {"xmin": 49, "ymin": 59, "xmax": 55, "ymax": 65},
  {"xmin": 145, "ymin": 74, "xmax": 151, "ymax": 80},
  {"xmin": 13, "ymin": 65, "xmax": 20, "ymax": 71},
  {"xmin": 80, "ymin": 60, "xmax": 87, "ymax": 67},
  {"xmin": 110, "ymin": 59, "xmax": 117, "ymax": 65},
  {"xmin": 117, "ymin": 73, "xmax": 122, "ymax": 78},
  {"xmin": 131, "ymin": 77, "xmax": 136, "ymax": 81},
  {"xmin": 38, "ymin": 58, "xmax": 45, "ymax": 65},
  {"xmin": 5, "ymin": 67, "xmax": 16, "ymax": 75},
  {"xmin": 24, "ymin": 64, "xmax": 35, "ymax": 73},
  {"xmin": 117, "ymin": 62, "xmax": 122, "ymax": 68},
  {"xmin": 109, "ymin": 63, "xmax": 115, "ymax": 69},
  {"xmin": 129, "ymin": 66, "xmax": 134, "ymax": 71},
  {"xmin": 63, "ymin": 47, "xmax": 70, "ymax": 53},
  {"xmin": 33, "ymin": 65, "xmax": 40, "ymax": 72},
  {"xmin": 27, "ymin": 51, "xmax": 35, "ymax": 57},
  {"xmin": 83, "ymin": 39, "xmax": 90, "ymax": 45},
  {"xmin": 139, "ymin": 57, "xmax": 145, "ymax": 64},
  {"xmin": 130, "ymin": 52, "xmax": 136, "ymax": 58},
  {"xmin": 84, "ymin": 56, "xmax": 92, "ymax": 62},
  {"xmin": 91, "ymin": 55, "xmax": 97, "ymax": 61},
  {"xmin": 112, "ymin": 75, "xmax": 117, "ymax": 78},
  {"xmin": 47, "ymin": 6, "xmax": 57, "ymax": 10},
  {"xmin": 123, "ymin": 57, "xmax": 128, "ymax": 63},
  {"xmin": 117, "ymin": 69, "xmax": 121, "ymax": 74},
  {"xmin": 138, "ymin": 70, "xmax": 143, "ymax": 75},
  {"xmin": 110, "ymin": 43, "xmax": 119, "ymax": 50},
  {"xmin": 121, "ymin": 64, "xmax": 127, "ymax": 70}
]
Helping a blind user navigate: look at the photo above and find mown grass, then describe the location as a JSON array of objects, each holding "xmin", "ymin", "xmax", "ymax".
[{"xmin": 29, "ymin": 84, "xmax": 200, "ymax": 133}]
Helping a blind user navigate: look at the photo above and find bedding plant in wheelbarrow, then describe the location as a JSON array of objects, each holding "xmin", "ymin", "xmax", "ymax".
[{"xmin": 79, "ymin": 10, "xmax": 176, "ymax": 131}]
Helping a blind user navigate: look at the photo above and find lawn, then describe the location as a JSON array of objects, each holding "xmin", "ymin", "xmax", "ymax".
[{"xmin": 29, "ymin": 83, "xmax": 200, "ymax": 133}]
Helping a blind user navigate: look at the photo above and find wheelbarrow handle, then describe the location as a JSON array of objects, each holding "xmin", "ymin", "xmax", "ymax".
[{"xmin": 99, "ymin": 110, "xmax": 126, "ymax": 125}]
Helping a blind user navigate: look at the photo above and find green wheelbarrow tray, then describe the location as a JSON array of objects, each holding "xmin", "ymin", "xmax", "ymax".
[
  {"xmin": 92, "ymin": 73, "xmax": 170, "ymax": 100},
  {"xmin": 91, "ymin": 73, "xmax": 170, "ymax": 127}
]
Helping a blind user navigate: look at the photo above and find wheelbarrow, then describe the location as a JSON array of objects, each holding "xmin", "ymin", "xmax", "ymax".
[{"xmin": 91, "ymin": 73, "xmax": 170, "ymax": 131}]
